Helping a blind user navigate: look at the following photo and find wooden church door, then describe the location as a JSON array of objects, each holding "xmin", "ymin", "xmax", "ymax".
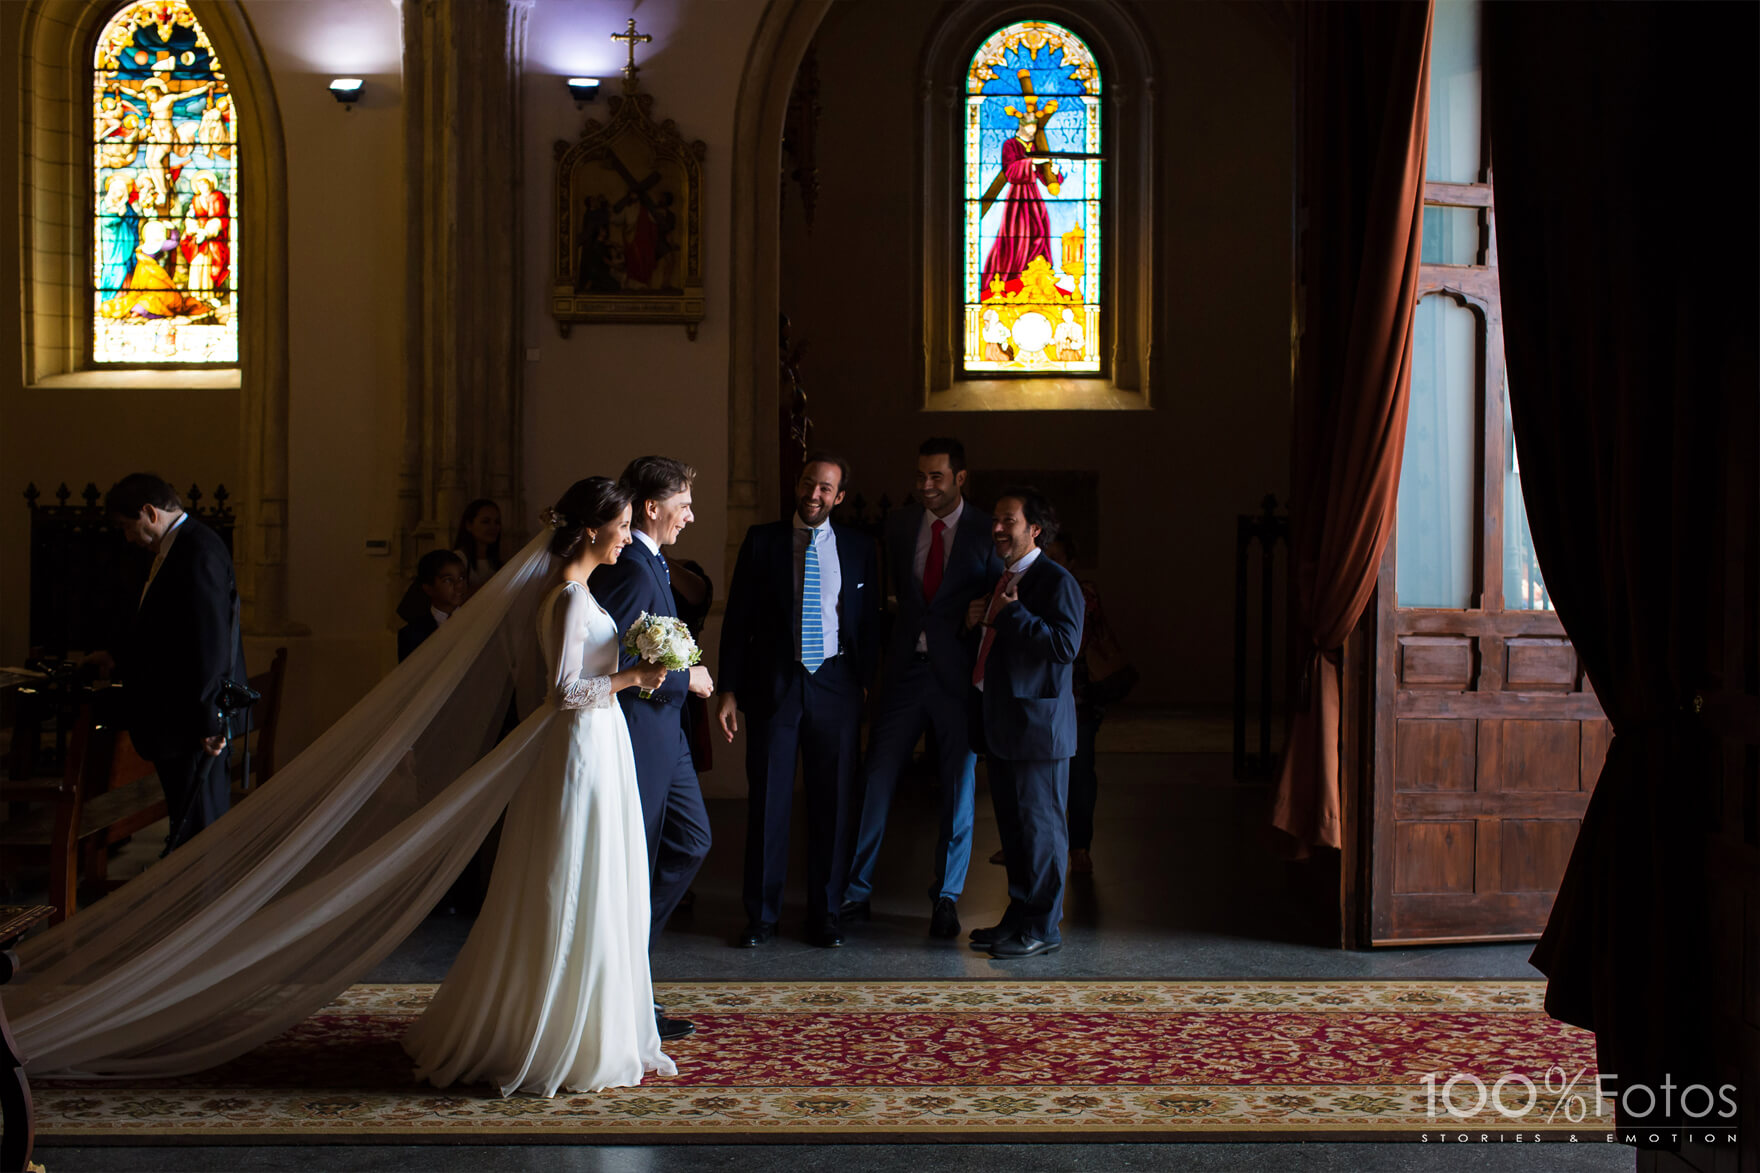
[{"xmin": 1362, "ymin": 0, "xmax": 1610, "ymax": 945}]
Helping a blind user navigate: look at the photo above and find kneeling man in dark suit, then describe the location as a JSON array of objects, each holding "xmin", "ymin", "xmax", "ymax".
[{"xmin": 965, "ymin": 487, "xmax": 1083, "ymax": 959}]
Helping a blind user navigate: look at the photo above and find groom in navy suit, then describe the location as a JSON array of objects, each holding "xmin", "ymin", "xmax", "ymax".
[
  {"xmin": 841, "ymin": 438, "xmax": 1001, "ymax": 938},
  {"xmin": 591, "ymin": 455, "xmax": 715, "ymax": 1040},
  {"xmin": 964, "ymin": 487, "xmax": 1084, "ymax": 959},
  {"xmin": 717, "ymin": 454, "xmax": 880, "ymax": 948}
]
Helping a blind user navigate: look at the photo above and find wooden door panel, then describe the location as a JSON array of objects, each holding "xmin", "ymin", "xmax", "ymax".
[
  {"xmin": 1395, "ymin": 821, "xmax": 1477, "ymax": 894},
  {"xmin": 1499, "ymin": 819, "xmax": 1580, "ymax": 891},
  {"xmin": 1497, "ymin": 719, "xmax": 1582, "ymax": 791},
  {"xmin": 1580, "ymin": 720, "xmax": 1613, "ymax": 788},
  {"xmin": 1385, "ymin": 892, "xmax": 1569, "ymax": 944},
  {"xmin": 1394, "ymin": 719, "xmax": 1477, "ymax": 790},
  {"xmin": 1398, "ymin": 635, "xmax": 1475, "ymax": 688},
  {"xmin": 1504, "ymin": 638, "xmax": 1577, "ymax": 690}
]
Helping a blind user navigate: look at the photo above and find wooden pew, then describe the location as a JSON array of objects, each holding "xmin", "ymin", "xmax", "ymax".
[{"xmin": 0, "ymin": 706, "xmax": 163, "ymax": 925}]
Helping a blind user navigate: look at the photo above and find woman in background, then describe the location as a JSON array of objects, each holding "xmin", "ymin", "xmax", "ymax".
[{"xmin": 452, "ymin": 499, "xmax": 504, "ymax": 595}]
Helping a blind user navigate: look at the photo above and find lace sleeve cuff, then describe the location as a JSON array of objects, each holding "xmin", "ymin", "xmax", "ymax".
[{"xmin": 558, "ymin": 674, "xmax": 614, "ymax": 711}]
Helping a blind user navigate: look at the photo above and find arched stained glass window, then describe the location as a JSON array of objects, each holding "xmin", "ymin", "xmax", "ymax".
[
  {"xmin": 92, "ymin": 0, "xmax": 237, "ymax": 364},
  {"xmin": 964, "ymin": 21, "xmax": 1100, "ymax": 375}
]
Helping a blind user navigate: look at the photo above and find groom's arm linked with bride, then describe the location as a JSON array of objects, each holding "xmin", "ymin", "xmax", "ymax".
[{"xmin": 589, "ymin": 456, "xmax": 715, "ymax": 1043}]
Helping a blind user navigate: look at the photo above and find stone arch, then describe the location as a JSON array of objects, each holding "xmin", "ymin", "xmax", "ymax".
[{"xmin": 723, "ymin": 0, "xmax": 834, "ymax": 567}]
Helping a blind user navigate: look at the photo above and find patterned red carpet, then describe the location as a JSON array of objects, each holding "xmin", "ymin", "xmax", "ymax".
[{"xmin": 35, "ymin": 981, "xmax": 1609, "ymax": 1142}]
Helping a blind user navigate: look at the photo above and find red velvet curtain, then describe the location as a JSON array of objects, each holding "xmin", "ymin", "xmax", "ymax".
[
  {"xmin": 1272, "ymin": 1, "xmax": 1432, "ymax": 854},
  {"xmin": 1485, "ymin": 1, "xmax": 1758, "ymax": 1134}
]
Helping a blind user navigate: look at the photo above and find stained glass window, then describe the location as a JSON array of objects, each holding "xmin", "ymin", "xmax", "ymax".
[
  {"xmin": 92, "ymin": 0, "xmax": 237, "ymax": 364},
  {"xmin": 964, "ymin": 21, "xmax": 1100, "ymax": 375}
]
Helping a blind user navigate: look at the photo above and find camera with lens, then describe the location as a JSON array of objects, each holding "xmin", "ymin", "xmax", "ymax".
[{"xmin": 217, "ymin": 676, "xmax": 261, "ymax": 740}]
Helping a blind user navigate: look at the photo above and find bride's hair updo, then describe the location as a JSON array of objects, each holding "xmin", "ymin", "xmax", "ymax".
[{"xmin": 545, "ymin": 476, "xmax": 633, "ymax": 559}]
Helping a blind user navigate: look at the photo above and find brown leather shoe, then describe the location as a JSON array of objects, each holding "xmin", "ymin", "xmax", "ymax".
[{"xmin": 1069, "ymin": 848, "xmax": 1093, "ymax": 875}]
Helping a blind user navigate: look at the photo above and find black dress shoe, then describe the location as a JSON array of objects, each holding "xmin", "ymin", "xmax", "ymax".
[
  {"xmin": 839, "ymin": 898, "xmax": 871, "ymax": 923},
  {"xmin": 968, "ymin": 922, "xmax": 1011, "ymax": 946},
  {"xmin": 736, "ymin": 922, "xmax": 777, "ymax": 947},
  {"xmin": 929, "ymin": 897, "xmax": 961, "ymax": 939},
  {"xmin": 656, "ymin": 1012, "xmax": 695, "ymax": 1040},
  {"xmin": 987, "ymin": 933, "xmax": 1061, "ymax": 959},
  {"xmin": 807, "ymin": 917, "xmax": 844, "ymax": 948}
]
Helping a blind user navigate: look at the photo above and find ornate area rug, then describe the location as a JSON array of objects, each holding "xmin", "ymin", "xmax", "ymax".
[{"xmin": 35, "ymin": 980, "xmax": 1610, "ymax": 1144}]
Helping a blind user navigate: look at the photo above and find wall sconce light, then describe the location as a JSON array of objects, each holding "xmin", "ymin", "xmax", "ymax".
[
  {"xmin": 566, "ymin": 77, "xmax": 601, "ymax": 105},
  {"xmin": 328, "ymin": 78, "xmax": 365, "ymax": 108}
]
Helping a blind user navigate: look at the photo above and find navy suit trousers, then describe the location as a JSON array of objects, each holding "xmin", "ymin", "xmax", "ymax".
[
  {"xmin": 742, "ymin": 655, "xmax": 862, "ymax": 926},
  {"xmin": 985, "ymin": 752, "xmax": 1070, "ymax": 945},
  {"xmin": 625, "ymin": 707, "xmax": 712, "ymax": 937}
]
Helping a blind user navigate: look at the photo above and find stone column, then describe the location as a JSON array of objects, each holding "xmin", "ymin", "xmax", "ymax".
[{"xmin": 396, "ymin": 0, "xmax": 530, "ymax": 593}]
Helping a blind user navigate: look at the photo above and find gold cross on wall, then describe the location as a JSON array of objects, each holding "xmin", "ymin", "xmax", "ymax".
[{"xmin": 612, "ymin": 18, "xmax": 652, "ymax": 85}]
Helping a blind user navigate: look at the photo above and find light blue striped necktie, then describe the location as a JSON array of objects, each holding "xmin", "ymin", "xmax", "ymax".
[{"xmin": 801, "ymin": 528, "xmax": 825, "ymax": 673}]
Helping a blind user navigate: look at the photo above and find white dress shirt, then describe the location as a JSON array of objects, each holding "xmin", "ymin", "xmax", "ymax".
[
  {"xmin": 431, "ymin": 606, "xmax": 453, "ymax": 627},
  {"xmin": 140, "ymin": 511, "xmax": 189, "ymax": 605},
  {"xmin": 793, "ymin": 513, "xmax": 840, "ymax": 664},
  {"xmin": 631, "ymin": 528, "xmax": 662, "ymax": 558},
  {"xmin": 912, "ymin": 497, "xmax": 965, "ymax": 654}
]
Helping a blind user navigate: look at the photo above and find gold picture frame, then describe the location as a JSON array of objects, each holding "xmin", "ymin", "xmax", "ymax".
[{"xmin": 552, "ymin": 84, "xmax": 705, "ymax": 339}]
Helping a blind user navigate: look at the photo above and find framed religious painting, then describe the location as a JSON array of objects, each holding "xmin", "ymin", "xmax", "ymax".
[{"xmin": 552, "ymin": 85, "xmax": 706, "ymax": 340}]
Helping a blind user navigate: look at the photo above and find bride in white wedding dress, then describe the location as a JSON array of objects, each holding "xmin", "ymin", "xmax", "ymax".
[
  {"xmin": 404, "ymin": 476, "xmax": 676, "ymax": 1096},
  {"xmin": 13, "ymin": 478, "xmax": 686, "ymax": 1081}
]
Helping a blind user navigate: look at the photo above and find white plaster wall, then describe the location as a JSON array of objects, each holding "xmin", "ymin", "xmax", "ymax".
[
  {"xmin": 521, "ymin": 0, "xmax": 768, "ymax": 593},
  {"xmin": 237, "ymin": 0, "xmax": 407, "ymax": 755}
]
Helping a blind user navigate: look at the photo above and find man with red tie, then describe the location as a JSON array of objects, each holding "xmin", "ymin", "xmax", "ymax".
[
  {"xmin": 964, "ymin": 488, "xmax": 1084, "ymax": 959},
  {"xmin": 842, "ymin": 439, "xmax": 1002, "ymax": 939}
]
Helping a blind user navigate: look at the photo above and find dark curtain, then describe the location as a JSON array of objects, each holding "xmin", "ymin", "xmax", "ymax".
[
  {"xmin": 1272, "ymin": 1, "xmax": 1432, "ymax": 854},
  {"xmin": 1485, "ymin": 1, "xmax": 1759, "ymax": 1134}
]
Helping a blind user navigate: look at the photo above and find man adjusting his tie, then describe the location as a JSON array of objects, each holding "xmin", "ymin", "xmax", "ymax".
[{"xmin": 965, "ymin": 487, "xmax": 1083, "ymax": 959}]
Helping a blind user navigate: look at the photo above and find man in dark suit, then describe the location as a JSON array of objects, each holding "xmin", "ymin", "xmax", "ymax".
[
  {"xmin": 590, "ymin": 455, "xmax": 715, "ymax": 1041},
  {"xmin": 964, "ymin": 487, "xmax": 1084, "ymax": 959},
  {"xmin": 841, "ymin": 437, "xmax": 1002, "ymax": 939},
  {"xmin": 717, "ymin": 454, "xmax": 879, "ymax": 948},
  {"xmin": 105, "ymin": 473, "xmax": 246, "ymax": 854}
]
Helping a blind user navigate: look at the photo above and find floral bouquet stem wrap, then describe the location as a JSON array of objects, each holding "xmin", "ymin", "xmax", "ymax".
[{"xmin": 622, "ymin": 612, "xmax": 702, "ymax": 699}]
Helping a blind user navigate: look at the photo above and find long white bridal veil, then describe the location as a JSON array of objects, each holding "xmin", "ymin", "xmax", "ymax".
[{"xmin": 11, "ymin": 531, "xmax": 565, "ymax": 1077}]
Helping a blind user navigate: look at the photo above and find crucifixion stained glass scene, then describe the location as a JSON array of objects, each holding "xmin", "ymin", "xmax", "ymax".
[
  {"xmin": 965, "ymin": 21, "xmax": 1101, "ymax": 374},
  {"xmin": 91, "ymin": 0, "xmax": 237, "ymax": 364}
]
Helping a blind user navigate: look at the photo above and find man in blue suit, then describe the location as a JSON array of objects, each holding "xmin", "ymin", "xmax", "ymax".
[
  {"xmin": 717, "ymin": 454, "xmax": 880, "ymax": 948},
  {"xmin": 841, "ymin": 438, "xmax": 1002, "ymax": 938},
  {"xmin": 964, "ymin": 487, "xmax": 1084, "ymax": 959},
  {"xmin": 590, "ymin": 455, "xmax": 716, "ymax": 1039}
]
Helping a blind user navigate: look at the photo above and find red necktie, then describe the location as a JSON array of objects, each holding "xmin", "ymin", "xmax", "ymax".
[
  {"xmin": 971, "ymin": 571, "xmax": 1016, "ymax": 687},
  {"xmin": 922, "ymin": 519, "xmax": 946, "ymax": 602}
]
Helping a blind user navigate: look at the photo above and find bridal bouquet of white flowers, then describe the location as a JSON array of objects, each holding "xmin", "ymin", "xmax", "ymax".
[{"xmin": 622, "ymin": 612, "xmax": 701, "ymax": 698}]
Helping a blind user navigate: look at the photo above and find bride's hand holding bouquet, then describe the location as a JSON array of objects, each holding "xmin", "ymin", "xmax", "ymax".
[
  {"xmin": 615, "ymin": 658, "xmax": 670, "ymax": 696},
  {"xmin": 622, "ymin": 613, "xmax": 701, "ymax": 699}
]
